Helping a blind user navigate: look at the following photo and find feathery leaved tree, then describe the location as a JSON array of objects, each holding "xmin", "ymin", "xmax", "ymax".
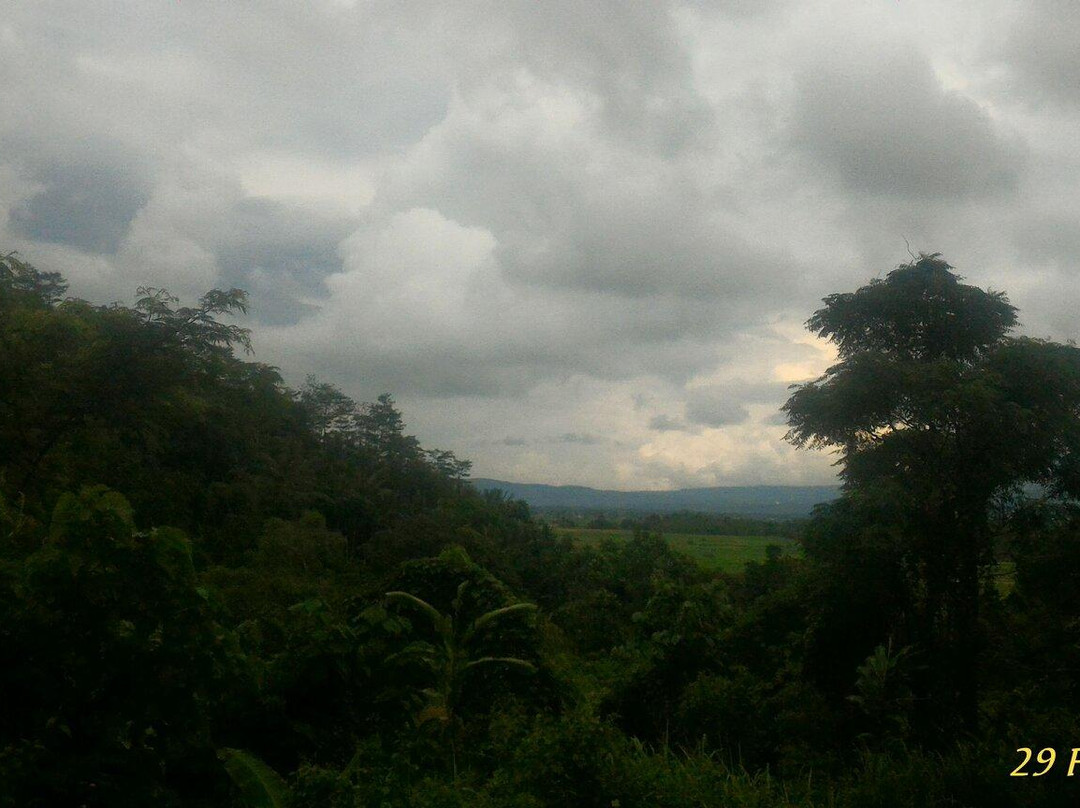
[{"xmin": 784, "ymin": 253, "xmax": 1080, "ymax": 729}]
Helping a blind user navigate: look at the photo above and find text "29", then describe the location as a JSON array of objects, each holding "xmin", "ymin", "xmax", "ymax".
[{"xmin": 1011, "ymin": 748, "xmax": 1080, "ymax": 777}]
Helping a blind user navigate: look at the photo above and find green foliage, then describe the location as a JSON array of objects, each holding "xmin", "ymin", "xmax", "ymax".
[
  {"xmin": 802, "ymin": 253, "xmax": 1017, "ymax": 363},
  {"xmin": 0, "ymin": 250, "xmax": 67, "ymax": 306},
  {"xmin": 552, "ymin": 510, "xmax": 801, "ymax": 539},
  {"xmin": 604, "ymin": 580, "xmax": 732, "ymax": 740},
  {"xmin": 219, "ymin": 748, "xmax": 292, "ymax": 808},
  {"xmin": 560, "ymin": 527, "xmax": 798, "ymax": 572},
  {"xmin": 785, "ymin": 253, "xmax": 1080, "ymax": 731},
  {"xmin": 6, "ymin": 247, "xmax": 1080, "ymax": 805},
  {"xmin": 383, "ymin": 550, "xmax": 542, "ymax": 778},
  {"xmin": 0, "ymin": 487, "xmax": 240, "ymax": 806},
  {"xmin": 134, "ymin": 285, "xmax": 253, "ymax": 358},
  {"xmin": 847, "ymin": 643, "xmax": 916, "ymax": 746},
  {"xmin": 297, "ymin": 376, "xmax": 358, "ymax": 441},
  {"xmin": 488, "ymin": 712, "xmax": 822, "ymax": 808},
  {"xmin": 797, "ymin": 487, "xmax": 915, "ymax": 701}
]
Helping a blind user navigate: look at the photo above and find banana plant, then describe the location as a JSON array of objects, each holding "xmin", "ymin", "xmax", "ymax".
[
  {"xmin": 218, "ymin": 748, "xmax": 292, "ymax": 808},
  {"xmin": 385, "ymin": 582, "xmax": 538, "ymax": 779}
]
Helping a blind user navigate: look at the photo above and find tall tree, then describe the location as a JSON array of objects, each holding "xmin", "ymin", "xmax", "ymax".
[
  {"xmin": 355, "ymin": 394, "xmax": 421, "ymax": 462},
  {"xmin": 0, "ymin": 250, "xmax": 67, "ymax": 306},
  {"xmin": 296, "ymin": 376, "xmax": 358, "ymax": 443},
  {"xmin": 783, "ymin": 253, "xmax": 1080, "ymax": 730}
]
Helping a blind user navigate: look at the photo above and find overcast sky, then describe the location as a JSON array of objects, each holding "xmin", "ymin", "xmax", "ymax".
[{"xmin": 4, "ymin": 0, "xmax": 1079, "ymax": 489}]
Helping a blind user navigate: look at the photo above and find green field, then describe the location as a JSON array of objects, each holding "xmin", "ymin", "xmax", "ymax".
[{"xmin": 556, "ymin": 527, "xmax": 799, "ymax": 573}]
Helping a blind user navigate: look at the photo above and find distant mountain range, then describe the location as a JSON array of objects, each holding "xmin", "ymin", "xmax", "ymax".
[{"xmin": 469, "ymin": 478, "xmax": 839, "ymax": 518}]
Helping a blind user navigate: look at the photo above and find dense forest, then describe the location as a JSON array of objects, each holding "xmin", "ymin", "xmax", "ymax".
[
  {"xmin": 4, "ymin": 250, "xmax": 1080, "ymax": 807},
  {"xmin": 546, "ymin": 510, "xmax": 800, "ymax": 538}
]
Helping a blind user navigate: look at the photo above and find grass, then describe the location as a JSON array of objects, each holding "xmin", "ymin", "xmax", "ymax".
[{"xmin": 557, "ymin": 527, "xmax": 799, "ymax": 573}]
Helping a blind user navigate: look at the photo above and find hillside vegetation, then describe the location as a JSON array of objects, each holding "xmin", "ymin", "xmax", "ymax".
[
  {"xmin": 3, "ymin": 251, "xmax": 1080, "ymax": 807},
  {"xmin": 558, "ymin": 527, "xmax": 799, "ymax": 572}
]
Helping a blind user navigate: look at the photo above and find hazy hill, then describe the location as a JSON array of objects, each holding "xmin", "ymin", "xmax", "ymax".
[{"xmin": 469, "ymin": 478, "xmax": 839, "ymax": 518}]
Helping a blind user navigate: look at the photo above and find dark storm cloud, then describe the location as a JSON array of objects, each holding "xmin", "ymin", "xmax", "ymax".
[
  {"xmin": 648, "ymin": 379, "xmax": 790, "ymax": 432},
  {"xmin": 763, "ymin": 411, "xmax": 789, "ymax": 427},
  {"xmin": 299, "ymin": 347, "xmax": 518, "ymax": 399},
  {"xmin": 200, "ymin": 198, "xmax": 353, "ymax": 325},
  {"xmin": 5, "ymin": 136, "xmax": 152, "ymax": 255},
  {"xmin": 9, "ymin": 161, "xmax": 149, "ymax": 254},
  {"xmin": 450, "ymin": 0, "xmax": 717, "ymax": 154},
  {"xmin": 499, "ymin": 189, "xmax": 795, "ymax": 300},
  {"xmin": 557, "ymin": 432, "xmax": 604, "ymax": 445},
  {"xmin": 206, "ymin": 200, "xmax": 348, "ymax": 277},
  {"xmin": 648, "ymin": 414, "xmax": 686, "ymax": 432},
  {"xmin": 685, "ymin": 380, "xmax": 791, "ymax": 428},
  {"xmin": 685, "ymin": 390, "xmax": 750, "ymax": 428},
  {"xmin": 790, "ymin": 49, "xmax": 1025, "ymax": 200},
  {"xmin": 1013, "ymin": 214, "xmax": 1080, "ymax": 269},
  {"xmin": 998, "ymin": 0, "xmax": 1080, "ymax": 108}
]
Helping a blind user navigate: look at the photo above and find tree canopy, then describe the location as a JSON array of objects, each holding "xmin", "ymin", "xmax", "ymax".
[{"xmin": 785, "ymin": 252, "xmax": 1080, "ymax": 730}]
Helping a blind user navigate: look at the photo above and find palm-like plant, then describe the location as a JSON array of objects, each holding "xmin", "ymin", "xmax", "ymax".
[
  {"xmin": 385, "ymin": 582, "xmax": 538, "ymax": 778},
  {"xmin": 218, "ymin": 748, "xmax": 292, "ymax": 808}
]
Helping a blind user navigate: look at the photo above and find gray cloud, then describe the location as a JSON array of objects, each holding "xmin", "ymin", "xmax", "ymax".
[
  {"xmin": 790, "ymin": 48, "xmax": 1025, "ymax": 200},
  {"xmin": 1013, "ymin": 214, "xmax": 1080, "ymax": 270},
  {"xmin": 681, "ymin": 0, "xmax": 791, "ymax": 18},
  {"xmin": 648, "ymin": 379, "xmax": 791, "ymax": 434},
  {"xmin": 447, "ymin": 0, "xmax": 717, "ymax": 155},
  {"xmin": 685, "ymin": 389, "xmax": 751, "ymax": 428},
  {"xmin": 9, "ymin": 162, "xmax": 148, "ymax": 254},
  {"xmin": 3, "ymin": 0, "xmax": 1077, "ymax": 488},
  {"xmin": 557, "ymin": 432, "xmax": 604, "ymax": 445},
  {"xmin": 726, "ymin": 379, "xmax": 792, "ymax": 404},
  {"xmin": 997, "ymin": 0, "xmax": 1080, "ymax": 108},
  {"xmin": 0, "ymin": 4, "xmax": 451, "ymax": 159},
  {"xmin": 499, "ymin": 189, "xmax": 799, "ymax": 301},
  {"xmin": 198, "ymin": 198, "xmax": 353, "ymax": 325},
  {"xmin": 6, "ymin": 137, "xmax": 152, "ymax": 254},
  {"xmin": 648, "ymin": 414, "xmax": 686, "ymax": 431},
  {"xmin": 681, "ymin": 379, "xmax": 790, "ymax": 429},
  {"xmin": 763, "ymin": 411, "xmax": 789, "ymax": 427}
]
